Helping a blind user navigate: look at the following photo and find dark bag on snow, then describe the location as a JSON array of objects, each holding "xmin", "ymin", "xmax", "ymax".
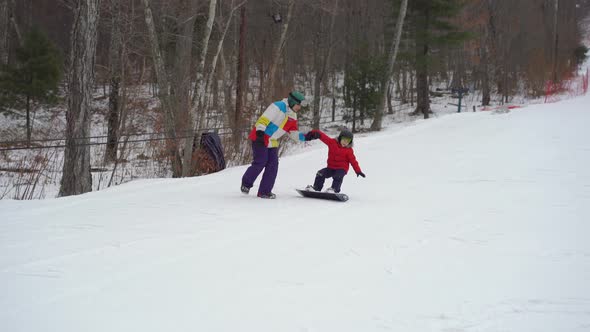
[{"xmin": 193, "ymin": 132, "xmax": 226, "ymax": 174}]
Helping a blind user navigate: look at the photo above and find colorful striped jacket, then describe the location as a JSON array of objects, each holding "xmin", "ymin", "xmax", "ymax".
[{"xmin": 248, "ymin": 98, "xmax": 306, "ymax": 148}]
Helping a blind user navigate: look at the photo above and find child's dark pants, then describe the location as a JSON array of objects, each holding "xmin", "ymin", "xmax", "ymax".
[{"xmin": 313, "ymin": 167, "xmax": 346, "ymax": 193}]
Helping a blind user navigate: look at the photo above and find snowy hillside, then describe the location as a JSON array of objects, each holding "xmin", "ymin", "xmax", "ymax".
[{"xmin": 1, "ymin": 92, "xmax": 590, "ymax": 331}]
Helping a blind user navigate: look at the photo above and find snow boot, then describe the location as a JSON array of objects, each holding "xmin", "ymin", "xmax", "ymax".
[
  {"xmin": 305, "ymin": 185, "xmax": 319, "ymax": 191},
  {"xmin": 241, "ymin": 184, "xmax": 250, "ymax": 194},
  {"xmin": 257, "ymin": 192, "xmax": 277, "ymax": 199}
]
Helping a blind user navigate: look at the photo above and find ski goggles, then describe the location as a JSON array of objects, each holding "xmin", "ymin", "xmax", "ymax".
[
  {"xmin": 340, "ymin": 137, "xmax": 352, "ymax": 145},
  {"xmin": 289, "ymin": 92, "xmax": 308, "ymax": 107}
]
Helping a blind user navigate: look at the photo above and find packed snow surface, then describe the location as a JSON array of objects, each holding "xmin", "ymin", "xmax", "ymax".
[{"xmin": 2, "ymin": 93, "xmax": 590, "ymax": 331}]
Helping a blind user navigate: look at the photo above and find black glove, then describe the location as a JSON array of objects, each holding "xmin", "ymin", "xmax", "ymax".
[
  {"xmin": 305, "ymin": 131, "xmax": 321, "ymax": 141},
  {"xmin": 254, "ymin": 130, "xmax": 265, "ymax": 147},
  {"xmin": 356, "ymin": 171, "xmax": 366, "ymax": 178}
]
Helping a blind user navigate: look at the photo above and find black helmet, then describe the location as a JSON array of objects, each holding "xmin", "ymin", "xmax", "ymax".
[{"xmin": 337, "ymin": 128, "xmax": 354, "ymax": 146}]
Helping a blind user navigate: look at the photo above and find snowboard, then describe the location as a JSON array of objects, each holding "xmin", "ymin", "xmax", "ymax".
[{"xmin": 295, "ymin": 188, "xmax": 349, "ymax": 202}]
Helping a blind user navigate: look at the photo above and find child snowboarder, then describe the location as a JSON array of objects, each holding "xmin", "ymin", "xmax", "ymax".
[{"xmin": 304, "ymin": 128, "xmax": 365, "ymax": 193}]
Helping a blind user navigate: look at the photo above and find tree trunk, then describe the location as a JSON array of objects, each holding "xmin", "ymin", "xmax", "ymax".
[
  {"xmin": 25, "ymin": 94, "xmax": 30, "ymax": 143},
  {"xmin": 387, "ymin": 84, "xmax": 393, "ymax": 114},
  {"xmin": 173, "ymin": 0, "xmax": 216, "ymax": 177},
  {"xmin": 331, "ymin": 79, "xmax": 336, "ymax": 122},
  {"xmin": 266, "ymin": 0, "xmax": 295, "ymax": 104},
  {"xmin": 220, "ymin": 48, "xmax": 233, "ymax": 129},
  {"xmin": 410, "ymin": 69, "xmax": 414, "ymax": 106},
  {"xmin": 0, "ymin": 0, "xmax": 8, "ymax": 65},
  {"xmin": 352, "ymin": 95, "xmax": 357, "ymax": 132},
  {"xmin": 142, "ymin": 0, "xmax": 183, "ymax": 177},
  {"xmin": 171, "ymin": 0, "xmax": 199, "ymax": 177},
  {"xmin": 401, "ymin": 65, "xmax": 407, "ymax": 104},
  {"xmin": 310, "ymin": 0, "xmax": 339, "ymax": 130},
  {"xmin": 481, "ymin": 46, "xmax": 490, "ymax": 106},
  {"xmin": 234, "ymin": 5, "xmax": 247, "ymax": 149},
  {"xmin": 202, "ymin": 0, "xmax": 245, "ymax": 117},
  {"xmin": 8, "ymin": 0, "xmax": 21, "ymax": 47},
  {"xmin": 414, "ymin": 9, "xmax": 430, "ymax": 119},
  {"xmin": 59, "ymin": 0, "xmax": 100, "ymax": 197},
  {"xmin": 311, "ymin": 13, "xmax": 323, "ymax": 129},
  {"xmin": 190, "ymin": 0, "xmax": 217, "ymax": 109},
  {"xmin": 416, "ymin": 60, "xmax": 429, "ymax": 119},
  {"xmin": 105, "ymin": 0, "xmax": 123, "ymax": 163},
  {"xmin": 371, "ymin": 0, "xmax": 407, "ymax": 131},
  {"xmin": 212, "ymin": 68, "xmax": 219, "ymax": 110},
  {"xmin": 181, "ymin": 0, "xmax": 218, "ymax": 177},
  {"xmin": 257, "ymin": 39, "xmax": 265, "ymax": 107}
]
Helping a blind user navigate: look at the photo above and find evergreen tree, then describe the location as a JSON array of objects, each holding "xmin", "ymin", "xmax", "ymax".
[
  {"xmin": 404, "ymin": 0, "xmax": 468, "ymax": 118},
  {"xmin": 344, "ymin": 44, "xmax": 386, "ymax": 132},
  {"xmin": 0, "ymin": 27, "xmax": 62, "ymax": 142}
]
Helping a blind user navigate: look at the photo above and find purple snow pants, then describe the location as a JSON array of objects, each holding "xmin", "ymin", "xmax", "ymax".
[{"xmin": 241, "ymin": 142, "xmax": 279, "ymax": 195}]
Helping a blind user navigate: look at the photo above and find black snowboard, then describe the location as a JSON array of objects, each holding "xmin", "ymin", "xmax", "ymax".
[{"xmin": 295, "ymin": 189, "xmax": 349, "ymax": 202}]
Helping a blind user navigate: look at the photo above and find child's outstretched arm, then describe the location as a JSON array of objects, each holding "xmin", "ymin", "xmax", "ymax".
[
  {"xmin": 309, "ymin": 130, "xmax": 337, "ymax": 147},
  {"xmin": 348, "ymin": 149, "xmax": 365, "ymax": 177}
]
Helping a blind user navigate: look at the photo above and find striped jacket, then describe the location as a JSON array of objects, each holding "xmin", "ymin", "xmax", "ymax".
[{"xmin": 248, "ymin": 98, "xmax": 306, "ymax": 148}]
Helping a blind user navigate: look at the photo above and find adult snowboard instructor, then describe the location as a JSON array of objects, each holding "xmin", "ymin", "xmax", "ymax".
[{"xmin": 241, "ymin": 91, "xmax": 313, "ymax": 199}]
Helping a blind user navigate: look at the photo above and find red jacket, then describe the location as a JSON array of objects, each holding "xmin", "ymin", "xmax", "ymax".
[{"xmin": 312, "ymin": 130, "xmax": 362, "ymax": 174}]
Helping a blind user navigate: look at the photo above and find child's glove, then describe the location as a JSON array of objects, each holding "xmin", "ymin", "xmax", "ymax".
[
  {"xmin": 254, "ymin": 130, "xmax": 266, "ymax": 147},
  {"xmin": 305, "ymin": 131, "xmax": 320, "ymax": 141},
  {"xmin": 356, "ymin": 171, "xmax": 366, "ymax": 178}
]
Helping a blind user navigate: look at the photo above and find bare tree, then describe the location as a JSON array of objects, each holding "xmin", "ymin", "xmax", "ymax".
[
  {"xmin": 551, "ymin": 0, "xmax": 559, "ymax": 83},
  {"xmin": 202, "ymin": 0, "xmax": 246, "ymax": 113},
  {"xmin": 181, "ymin": 0, "xmax": 218, "ymax": 177},
  {"xmin": 234, "ymin": 3, "xmax": 247, "ymax": 148},
  {"xmin": 105, "ymin": 0, "xmax": 124, "ymax": 163},
  {"xmin": 371, "ymin": 0, "xmax": 407, "ymax": 131},
  {"xmin": 481, "ymin": 0, "xmax": 494, "ymax": 106},
  {"xmin": 414, "ymin": 12, "xmax": 431, "ymax": 118},
  {"xmin": 311, "ymin": 0, "xmax": 339, "ymax": 129},
  {"xmin": 265, "ymin": 0, "xmax": 295, "ymax": 103},
  {"xmin": 8, "ymin": 0, "xmax": 21, "ymax": 46},
  {"xmin": 141, "ymin": 0, "xmax": 183, "ymax": 177},
  {"xmin": 0, "ymin": 0, "xmax": 22, "ymax": 63},
  {"xmin": 0, "ymin": 0, "xmax": 8, "ymax": 65},
  {"xmin": 169, "ymin": 0, "xmax": 199, "ymax": 177},
  {"xmin": 59, "ymin": 0, "xmax": 101, "ymax": 197},
  {"xmin": 190, "ymin": 0, "xmax": 218, "ymax": 109},
  {"xmin": 142, "ymin": 0, "xmax": 221, "ymax": 177}
]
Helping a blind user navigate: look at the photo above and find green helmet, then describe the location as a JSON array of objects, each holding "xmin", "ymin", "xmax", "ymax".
[{"xmin": 288, "ymin": 91, "xmax": 305, "ymax": 108}]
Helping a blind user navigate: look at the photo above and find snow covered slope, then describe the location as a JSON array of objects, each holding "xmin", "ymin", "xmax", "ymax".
[{"xmin": 1, "ymin": 93, "xmax": 590, "ymax": 331}]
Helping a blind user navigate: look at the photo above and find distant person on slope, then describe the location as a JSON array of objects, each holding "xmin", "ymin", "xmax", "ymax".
[
  {"xmin": 304, "ymin": 128, "xmax": 365, "ymax": 193},
  {"xmin": 241, "ymin": 91, "xmax": 314, "ymax": 199}
]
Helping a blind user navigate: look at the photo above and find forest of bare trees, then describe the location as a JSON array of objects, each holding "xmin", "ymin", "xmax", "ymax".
[{"xmin": 1, "ymin": 0, "xmax": 589, "ymax": 197}]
